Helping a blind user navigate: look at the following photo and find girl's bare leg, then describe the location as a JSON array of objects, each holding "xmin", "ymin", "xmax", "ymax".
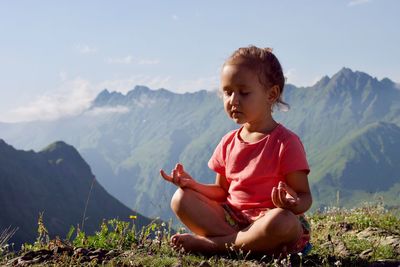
[
  {"xmin": 170, "ymin": 188, "xmax": 236, "ymax": 237},
  {"xmin": 172, "ymin": 197, "xmax": 303, "ymax": 255}
]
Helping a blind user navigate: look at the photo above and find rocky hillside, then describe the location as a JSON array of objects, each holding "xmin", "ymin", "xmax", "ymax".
[{"xmin": 0, "ymin": 139, "xmax": 151, "ymax": 247}]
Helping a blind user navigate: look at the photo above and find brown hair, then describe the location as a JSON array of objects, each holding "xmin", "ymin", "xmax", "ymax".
[{"xmin": 224, "ymin": 45, "xmax": 289, "ymax": 111}]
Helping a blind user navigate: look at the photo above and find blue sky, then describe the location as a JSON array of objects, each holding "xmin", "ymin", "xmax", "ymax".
[{"xmin": 0, "ymin": 0, "xmax": 399, "ymax": 122}]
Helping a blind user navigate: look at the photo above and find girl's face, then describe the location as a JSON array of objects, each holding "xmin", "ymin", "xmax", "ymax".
[{"xmin": 220, "ymin": 63, "xmax": 277, "ymax": 125}]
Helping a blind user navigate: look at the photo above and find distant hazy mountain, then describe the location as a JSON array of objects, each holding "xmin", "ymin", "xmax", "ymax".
[
  {"xmin": 0, "ymin": 140, "xmax": 151, "ymax": 247},
  {"xmin": 0, "ymin": 68, "xmax": 399, "ymax": 220}
]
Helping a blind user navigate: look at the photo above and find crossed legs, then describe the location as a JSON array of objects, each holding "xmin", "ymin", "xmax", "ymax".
[{"xmin": 170, "ymin": 188, "xmax": 303, "ymax": 255}]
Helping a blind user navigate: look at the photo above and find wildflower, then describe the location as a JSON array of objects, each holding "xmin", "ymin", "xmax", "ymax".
[
  {"xmin": 129, "ymin": 215, "xmax": 137, "ymax": 220},
  {"xmin": 161, "ymin": 222, "xmax": 166, "ymax": 227}
]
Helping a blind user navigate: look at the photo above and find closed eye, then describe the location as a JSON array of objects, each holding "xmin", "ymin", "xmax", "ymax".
[
  {"xmin": 222, "ymin": 89, "xmax": 233, "ymax": 96},
  {"xmin": 221, "ymin": 88, "xmax": 250, "ymax": 97}
]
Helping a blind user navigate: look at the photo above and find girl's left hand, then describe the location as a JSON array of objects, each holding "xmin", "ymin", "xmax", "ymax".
[{"xmin": 271, "ymin": 181, "xmax": 299, "ymax": 209}]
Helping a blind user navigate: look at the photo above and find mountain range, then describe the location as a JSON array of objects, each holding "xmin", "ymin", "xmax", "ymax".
[
  {"xmin": 0, "ymin": 67, "xmax": 399, "ymax": 221},
  {"xmin": 0, "ymin": 140, "xmax": 151, "ymax": 247}
]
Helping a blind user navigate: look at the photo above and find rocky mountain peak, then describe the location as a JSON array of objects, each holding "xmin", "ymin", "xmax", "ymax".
[
  {"xmin": 318, "ymin": 67, "xmax": 385, "ymax": 100},
  {"xmin": 91, "ymin": 86, "xmax": 176, "ymax": 108},
  {"xmin": 331, "ymin": 67, "xmax": 372, "ymax": 84},
  {"xmin": 92, "ymin": 89, "xmax": 125, "ymax": 107},
  {"xmin": 125, "ymin": 85, "xmax": 175, "ymax": 100}
]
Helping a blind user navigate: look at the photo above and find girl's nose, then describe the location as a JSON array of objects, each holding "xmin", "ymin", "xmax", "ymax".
[{"xmin": 230, "ymin": 92, "xmax": 239, "ymax": 105}]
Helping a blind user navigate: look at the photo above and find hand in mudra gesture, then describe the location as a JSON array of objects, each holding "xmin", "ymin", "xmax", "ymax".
[
  {"xmin": 271, "ymin": 181, "xmax": 299, "ymax": 209},
  {"xmin": 160, "ymin": 163, "xmax": 195, "ymax": 188}
]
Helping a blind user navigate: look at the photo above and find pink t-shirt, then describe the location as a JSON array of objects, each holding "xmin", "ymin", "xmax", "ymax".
[{"xmin": 208, "ymin": 124, "xmax": 310, "ymax": 215}]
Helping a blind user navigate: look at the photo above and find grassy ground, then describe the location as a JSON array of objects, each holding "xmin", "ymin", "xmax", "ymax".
[{"xmin": 1, "ymin": 202, "xmax": 399, "ymax": 266}]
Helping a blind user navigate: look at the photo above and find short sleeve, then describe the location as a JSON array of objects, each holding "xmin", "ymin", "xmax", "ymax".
[
  {"xmin": 279, "ymin": 135, "xmax": 310, "ymax": 176},
  {"xmin": 208, "ymin": 138, "xmax": 226, "ymax": 175}
]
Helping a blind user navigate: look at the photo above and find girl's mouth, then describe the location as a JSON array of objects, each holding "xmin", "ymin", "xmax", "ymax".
[{"xmin": 231, "ymin": 110, "xmax": 242, "ymax": 116}]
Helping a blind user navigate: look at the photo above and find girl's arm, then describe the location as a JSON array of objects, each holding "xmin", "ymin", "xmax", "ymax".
[
  {"xmin": 271, "ymin": 170, "xmax": 312, "ymax": 215},
  {"xmin": 187, "ymin": 173, "xmax": 228, "ymax": 202},
  {"xmin": 160, "ymin": 164, "xmax": 229, "ymax": 202}
]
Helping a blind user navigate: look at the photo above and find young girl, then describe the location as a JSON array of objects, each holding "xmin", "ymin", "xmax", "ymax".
[{"xmin": 160, "ymin": 46, "xmax": 312, "ymax": 256}]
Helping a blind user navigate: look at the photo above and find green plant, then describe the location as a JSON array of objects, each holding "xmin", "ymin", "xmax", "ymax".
[{"xmin": 71, "ymin": 218, "xmax": 137, "ymax": 250}]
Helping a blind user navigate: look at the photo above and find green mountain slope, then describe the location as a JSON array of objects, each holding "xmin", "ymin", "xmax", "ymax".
[
  {"xmin": 311, "ymin": 122, "xmax": 400, "ymax": 208},
  {"xmin": 0, "ymin": 140, "xmax": 151, "ymax": 247}
]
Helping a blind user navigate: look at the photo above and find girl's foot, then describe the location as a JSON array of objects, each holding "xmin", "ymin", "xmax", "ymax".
[{"xmin": 170, "ymin": 233, "xmax": 218, "ymax": 253}]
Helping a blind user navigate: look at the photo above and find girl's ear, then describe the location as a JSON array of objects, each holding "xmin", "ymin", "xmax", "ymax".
[{"xmin": 267, "ymin": 85, "xmax": 280, "ymax": 103}]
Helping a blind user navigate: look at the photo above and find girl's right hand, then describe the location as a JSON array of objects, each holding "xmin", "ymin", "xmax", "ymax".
[{"xmin": 160, "ymin": 163, "xmax": 195, "ymax": 188}]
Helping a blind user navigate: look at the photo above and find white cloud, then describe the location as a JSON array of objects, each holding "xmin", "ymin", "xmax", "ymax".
[
  {"xmin": 85, "ymin": 106, "xmax": 130, "ymax": 116},
  {"xmin": 284, "ymin": 68, "xmax": 297, "ymax": 84},
  {"xmin": 59, "ymin": 71, "xmax": 67, "ymax": 82},
  {"xmin": 75, "ymin": 43, "xmax": 97, "ymax": 54},
  {"xmin": 348, "ymin": 0, "xmax": 371, "ymax": 7},
  {"xmin": 138, "ymin": 59, "xmax": 160, "ymax": 65},
  {"xmin": 172, "ymin": 14, "xmax": 179, "ymax": 21},
  {"xmin": 106, "ymin": 55, "xmax": 133, "ymax": 64},
  {"xmin": 0, "ymin": 78, "xmax": 95, "ymax": 123}
]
